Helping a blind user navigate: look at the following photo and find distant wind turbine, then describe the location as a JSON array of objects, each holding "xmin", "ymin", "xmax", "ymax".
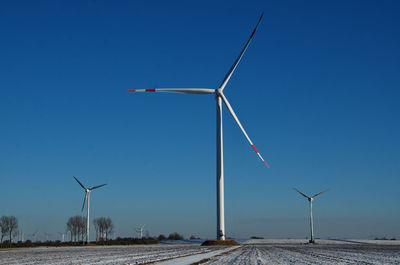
[
  {"xmin": 73, "ymin": 176, "xmax": 107, "ymax": 244},
  {"xmin": 136, "ymin": 225, "xmax": 145, "ymax": 238},
  {"xmin": 44, "ymin": 232, "xmax": 52, "ymax": 242},
  {"xmin": 294, "ymin": 188, "xmax": 328, "ymax": 243},
  {"xmin": 17, "ymin": 229, "xmax": 24, "ymax": 242},
  {"xmin": 127, "ymin": 13, "xmax": 268, "ymax": 241},
  {"xmin": 30, "ymin": 230, "xmax": 39, "ymax": 242},
  {"xmin": 58, "ymin": 232, "xmax": 65, "ymax": 242}
]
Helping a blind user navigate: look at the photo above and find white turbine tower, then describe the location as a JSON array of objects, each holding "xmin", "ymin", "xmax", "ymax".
[
  {"xmin": 74, "ymin": 176, "xmax": 107, "ymax": 244},
  {"xmin": 127, "ymin": 14, "xmax": 268, "ymax": 241},
  {"xmin": 136, "ymin": 225, "xmax": 145, "ymax": 238},
  {"xmin": 294, "ymin": 188, "xmax": 328, "ymax": 243}
]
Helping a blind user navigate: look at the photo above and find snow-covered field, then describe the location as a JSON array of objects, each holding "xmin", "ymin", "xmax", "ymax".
[
  {"xmin": 203, "ymin": 243, "xmax": 400, "ymax": 264},
  {"xmin": 0, "ymin": 244, "xmax": 226, "ymax": 265},
  {"xmin": 1, "ymin": 240, "xmax": 399, "ymax": 265},
  {"xmin": 243, "ymin": 238, "xmax": 400, "ymax": 245}
]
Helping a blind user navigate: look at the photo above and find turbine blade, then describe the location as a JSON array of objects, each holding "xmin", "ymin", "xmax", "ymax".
[
  {"xmin": 127, "ymin": 88, "xmax": 215, "ymax": 94},
  {"xmin": 293, "ymin": 188, "xmax": 310, "ymax": 199},
  {"xmin": 312, "ymin": 189, "xmax": 329, "ymax": 198},
  {"xmin": 73, "ymin": 176, "xmax": 86, "ymax": 190},
  {"xmin": 219, "ymin": 13, "xmax": 263, "ymax": 90},
  {"xmin": 81, "ymin": 192, "xmax": 87, "ymax": 212},
  {"xmin": 219, "ymin": 92, "xmax": 269, "ymax": 167},
  {"xmin": 90, "ymin": 184, "xmax": 107, "ymax": 190}
]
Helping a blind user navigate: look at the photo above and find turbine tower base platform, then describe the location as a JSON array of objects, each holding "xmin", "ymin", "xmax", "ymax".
[{"xmin": 201, "ymin": 239, "xmax": 239, "ymax": 246}]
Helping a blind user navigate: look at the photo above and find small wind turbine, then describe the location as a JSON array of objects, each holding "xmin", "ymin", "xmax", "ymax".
[
  {"xmin": 58, "ymin": 232, "xmax": 65, "ymax": 242},
  {"xmin": 136, "ymin": 225, "xmax": 145, "ymax": 238},
  {"xmin": 30, "ymin": 230, "xmax": 39, "ymax": 242},
  {"xmin": 294, "ymin": 188, "xmax": 328, "ymax": 243},
  {"xmin": 73, "ymin": 176, "xmax": 107, "ymax": 244},
  {"xmin": 44, "ymin": 232, "xmax": 52, "ymax": 242},
  {"xmin": 17, "ymin": 229, "xmax": 24, "ymax": 242},
  {"xmin": 127, "ymin": 13, "xmax": 268, "ymax": 241}
]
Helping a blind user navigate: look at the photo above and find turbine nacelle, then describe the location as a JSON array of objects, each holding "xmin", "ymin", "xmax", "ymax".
[
  {"xmin": 294, "ymin": 188, "xmax": 328, "ymax": 201},
  {"xmin": 73, "ymin": 176, "xmax": 107, "ymax": 212}
]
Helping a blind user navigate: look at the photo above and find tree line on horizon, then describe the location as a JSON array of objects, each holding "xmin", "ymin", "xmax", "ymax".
[
  {"xmin": 66, "ymin": 216, "xmax": 114, "ymax": 242},
  {"xmin": 0, "ymin": 213, "xmax": 202, "ymax": 249}
]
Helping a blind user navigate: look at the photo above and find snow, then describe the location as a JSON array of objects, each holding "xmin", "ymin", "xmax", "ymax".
[
  {"xmin": 154, "ymin": 246, "xmax": 239, "ymax": 265},
  {"xmin": 1, "ymin": 240, "xmax": 399, "ymax": 264},
  {"xmin": 243, "ymin": 238, "xmax": 400, "ymax": 245},
  {"xmin": 203, "ymin": 242, "xmax": 400, "ymax": 265},
  {"xmin": 0, "ymin": 244, "xmax": 225, "ymax": 265}
]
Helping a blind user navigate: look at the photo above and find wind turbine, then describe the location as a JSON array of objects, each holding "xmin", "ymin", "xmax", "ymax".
[
  {"xmin": 127, "ymin": 14, "xmax": 268, "ymax": 241},
  {"xmin": 30, "ymin": 230, "xmax": 39, "ymax": 242},
  {"xmin": 73, "ymin": 176, "xmax": 107, "ymax": 244},
  {"xmin": 44, "ymin": 232, "xmax": 52, "ymax": 242},
  {"xmin": 136, "ymin": 225, "xmax": 145, "ymax": 238},
  {"xmin": 58, "ymin": 232, "xmax": 65, "ymax": 242},
  {"xmin": 293, "ymin": 188, "xmax": 328, "ymax": 243}
]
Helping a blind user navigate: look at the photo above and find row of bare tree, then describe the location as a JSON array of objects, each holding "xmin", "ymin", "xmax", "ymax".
[
  {"xmin": 66, "ymin": 216, "xmax": 86, "ymax": 242},
  {"xmin": 0, "ymin": 216, "xmax": 19, "ymax": 245},
  {"xmin": 93, "ymin": 217, "xmax": 113, "ymax": 241},
  {"xmin": 66, "ymin": 216, "xmax": 113, "ymax": 242}
]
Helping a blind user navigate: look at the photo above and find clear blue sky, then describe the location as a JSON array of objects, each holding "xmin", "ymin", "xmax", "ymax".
[{"xmin": 1, "ymin": 0, "xmax": 399, "ymax": 241}]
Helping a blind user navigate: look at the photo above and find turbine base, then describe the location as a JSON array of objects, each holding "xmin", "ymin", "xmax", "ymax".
[{"xmin": 201, "ymin": 239, "xmax": 239, "ymax": 246}]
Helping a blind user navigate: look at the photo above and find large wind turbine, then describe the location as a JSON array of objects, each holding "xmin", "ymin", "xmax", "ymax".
[
  {"xmin": 294, "ymin": 188, "xmax": 328, "ymax": 243},
  {"xmin": 73, "ymin": 176, "xmax": 107, "ymax": 244},
  {"xmin": 127, "ymin": 14, "xmax": 268, "ymax": 240}
]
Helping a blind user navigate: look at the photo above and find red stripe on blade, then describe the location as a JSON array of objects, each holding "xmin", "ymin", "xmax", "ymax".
[
  {"xmin": 145, "ymin": 89, "xmax": 156, "ymax": 92},
  {"xmin": 250, "ymin": 29, "xmax": 256, "ymax": 38},
  {"xmin": 263, "ymin": 160, "xmax": 270, "ymax": 168},
  {"xmin": 251, "ymin": 144, "xmax": 258, "ymax": 153},
  {"xmin": 127, "ymin": 90, "xmax": 136, "ymax": 92}
]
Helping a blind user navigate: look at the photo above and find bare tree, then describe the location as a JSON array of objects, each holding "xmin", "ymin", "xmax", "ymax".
[
  {"xmin": 78, "ymin": 217, "xmax": 86, "ymax": 242},
  {"xmin": 92, "ymin": 217, "xmax": 113, "ymax": 241},
  {"xmin": 93, "ymin": 218, "xmax": 100, "ymax": 242},
  {"xmin": 0, "ymin": 216, "xmax": 9, "ymax": 243},
  {"xmin": 168, "ymin": 232, "xmax": 184, "ymax": 240},
  {"xmin": 104, "ymin": 217, "xmax": 114, "ymax": 241},
  {"xmin": 97, "ymin": 217, "xmax": 106, "ymax": 241},
  {"xmin": 7, "ymin": 216, "xmax": 18, "ymax": 246},
  {"xmin": 66, "ymin": 217, "xmax": 74, "ymax": 242},
  {"xmin": 66, "ymin": 216, "xmax": 86, "ymax": 242},
  {"xmin": 67, "ymin": 216, "xmax": 79, "ymax": 242},
  {"xmin": 93, "ymin": 218, "xmax": 104, "ymax": 241}
]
